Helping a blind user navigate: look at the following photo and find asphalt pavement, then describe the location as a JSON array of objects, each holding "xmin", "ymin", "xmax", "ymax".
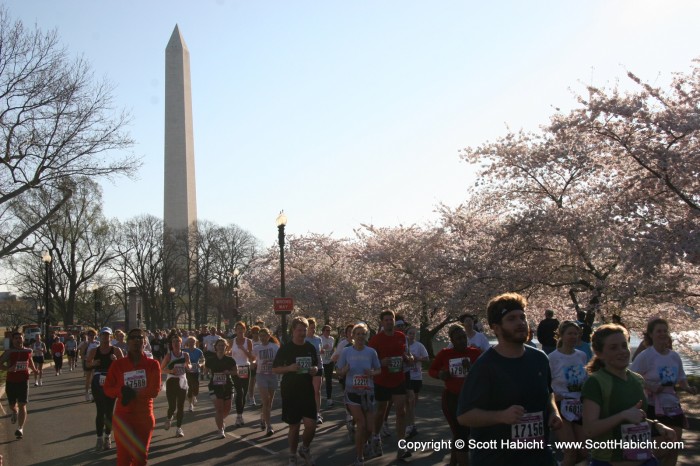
[{"xmin": 0, "ymin": 367, "xmax": 454, "ymax": 465}]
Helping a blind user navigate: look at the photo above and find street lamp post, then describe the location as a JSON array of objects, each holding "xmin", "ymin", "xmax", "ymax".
[
  {"xmin": 37, "ymin": 305, "xmax": 44, "ymax": 339},
  {"xmin": 276, "ymin": 211, "xmax": 288, "ymax": 343},
  {"xmin": 168, "ymin": 287, "xmax": 176, "ymax": 329},
  {"xmin": 91, "ymin": 285, "xmax": 101, "ymax": 329},
  {"xmin": 231, "ymin": 268, "xmax": 240, "ymax": 328},
  {"xmin": 42, "ymin": 250, "xmax": 52, "ymax": 344}
]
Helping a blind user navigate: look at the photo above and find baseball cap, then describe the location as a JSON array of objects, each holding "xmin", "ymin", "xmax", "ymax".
[
  {"xmin": 100, "ymin": 327, "xmax": 113, "ymax": 335},
  {"xmin": 395, "ymin": 320, "xmax": 406, "ymax": 326}
]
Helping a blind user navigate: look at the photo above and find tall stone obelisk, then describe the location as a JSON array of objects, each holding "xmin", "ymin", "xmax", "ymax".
[
  {"xmin": 163, "ymin": 25, "xmax": 197, "ymax": 328},
  {"xmin": 164, "ymin": 24, "xmax": 197, "ymax": 233}
]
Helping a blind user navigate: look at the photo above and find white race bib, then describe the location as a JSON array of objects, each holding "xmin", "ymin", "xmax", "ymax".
[
  {"xmin": 560, "ymin": 398, "xmax": 582, "ymax": 422},
  {"xmin": 511, "ymin": 411, "xmax": 545, "ymax": 442},
  {"xmin": 449, "ymin": 357, "xmax": 467, "ymax": 378},
  {"xmin": 212, "ymin": 372, "xmax": 226, "ymax": 386},
  {"xmin": 620, "ymin": 423, "xmax": 653, "ymax": 461},
  {"xmin": 99, "ymin": 374, "xmax": 106, "ymax": 386},
  {"xmin": 15, "ymin": 361, "xmax": 28, "ymax": 371},
  {"xmin": 237, "ymin": 365, "xmax": 250, "ymax": 379},
  {"xmin": 173, "ymin": 364, "xmax": 185, "ymax": 376},
  {"xmin": 352, "ymin": 374, "xmax": 370, "ymax": 390},
  {"xmin": 124, "ymin": 369, "xmax": 147, "ymax": 390},
  {"xmin": 54, "ymin": 352, "xmax": 62, "ymax": 357}
]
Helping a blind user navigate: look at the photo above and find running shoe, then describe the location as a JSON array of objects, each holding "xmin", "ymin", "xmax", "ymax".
[
  {"xmin": 88, "ymin": 391, "xmax": 93, "ymax": 402},
  {"xmin": 380, "ymin": 422, "xmax": 391, "ymax": 437},
  {"xmin": 15, "ymin": 428, "xmax": 23, "ymax": 439},
  {"xmin": 266, "ymin": 427, "xmax": 274, "ymax": 437},
  {"xmin": 259, "ymin": 419, "xmax": 266, "ymax": 431},
  {"xmin": 288, "ymin": 454, "xmax": 298, "ymax": 465},
  {"xmin": 316, "ymin": 413, "xmax": 323, "ymax": 425},
  {"xmin": 95, "ymin": 437, "xmax": 103, "ymax": 452},
  {"xmin": 371, "ymin": 437, "xmax": 383, "ymax": 457},
  {"xmin": 236, "ymin": 414, "xmax": 244, "ymax": 427},
  {"xmin": 298, "ymin": 445, "xmax": 315, "ymax": 466},
  {"xmin": 219, "ymin": 428, "xmax": 226, "ymax": 439},
  {"xmin": 407, "ymin": 425, "xmax": 418, "ymax": 438},
  {"xmin": 353, "ymin": 459, "xmax": 365, "ymax": 466},
  {"xmin": 39, "ymin": 380, "xmax": 42, "ymax": 386},
  {"xmin": 103, "ymin": 435, "xmax": 112, "ymax": 450},
  {"xmin": 34, "ymin": 382, "xmax": 39, "ymax": 387},
  {"xmin": 248, "ymin": 397, "xmax": 256, "ymax": 407},
  {"xmin": 188, "ymin": 402, "xmax": 194, "ymax": 412},
  {"xmin": 176, "ymin": 427, "xmax": 184, "ymax": 438},
  {"xmin": 164, "ymin": 417, "xmax": 172, "ymax": 430},
  {"xmin": 396, "ymin": 447, "xmax": 412, "ymax": 460},
  {"xmin": 325, "ymin": 398, "xmax": 334, "ymax": 408},
  {"xmin": 10, "ymin": 412, "xmax": 17, "ymax": 424}
]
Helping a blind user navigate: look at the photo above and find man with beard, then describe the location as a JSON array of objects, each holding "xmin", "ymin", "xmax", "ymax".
[{"xmin": 456, "ymin": 293, "xmax": 562, "ymax": 466}]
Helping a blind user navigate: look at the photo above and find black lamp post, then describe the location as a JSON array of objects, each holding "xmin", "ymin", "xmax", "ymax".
[
  {"xmin": 42, "ymin": 250, "xmax": 52, "ymax": 343},
  {"xmin": 168, "ymin": 287, "xmax": 176, "ymax": 329},
  {"xmin": 91, "ymin": 285, "xmax": 100, "ymax": 329},
  {"xmin": 232, "ymin": 268, "xmax": 240, "ymax": 327},
  {"xmin": 37, "ymin": 305, "xmax": 44, "ymax": 339},
  {"xmin": 276, "ymin": 211, "xmax": 288, "ymax": 343}
]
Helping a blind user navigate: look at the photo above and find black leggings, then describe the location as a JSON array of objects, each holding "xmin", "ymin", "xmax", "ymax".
[
  {"xmin": 186, "ymin": 372, "xmax": 200, "ymax": 399},
  {"xmin": 92, "ymin": 380, "xmax": 115, "ymax": 437},
  {"xmin": 233, "ymin": 376, "xmax": 248, "ymax": 415},
  {"xmin": 166, "ymin": 378, "xmax": 187, "ymax": 427},
  {"xmin": 323, "ymin": 362, "xmax": 334, "ymax": 398},
  {"xmin": 53, "ymin": 355, "xmax": 63, "ymax": 370}
]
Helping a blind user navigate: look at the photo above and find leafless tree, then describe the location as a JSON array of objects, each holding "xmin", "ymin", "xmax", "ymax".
[{"xmin": 0, "ymin": 8, "xmax": 138, "ymax": 259}]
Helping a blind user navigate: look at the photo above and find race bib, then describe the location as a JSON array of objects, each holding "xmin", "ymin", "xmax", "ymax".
[
  {"xmin": 388, "ymin": 356, "xmax": 403, "ymax": 373},
  {"xmin": 54, "ymin": 352, "xmax": 62, "ymax": 357},
  {"xmin": 409, "ymin": 363, "xmax": 422, "ymax": 379},
  {"xmin": 296, "ymin": 357, "xmax": 312, "ymax": 374},
  {"xmin": 124, "ymin": 369, "xmax": 147, "ymax": 390},
  {"xmin": 212, "ymin": 372, "xmax": 226, "ymax": 386},
  {"xmin": 173, "ymin": 364, "xmax": 185, "ymax": 376},
  {"xmin": 15, "ymin": 361, "xmax": 28, "ymax": 371},
  {"xmin": 237, "ymin": 365, "xmax": 250, "ymax": 379},
  {"xmin": 511, "ymin": 411, "xmax": 545, "ymax": 442},
  {"xmin": 99, "ymin": 374, "xmax": 106, "ymax": 386},
  {"xmin": 561, "ymin": 398, "xmax": 582, "ymax": 422},
  {"xmin": 352, "ymin": 374, "xmax": 370, "ymax": 390},
  {"xmin": 449, "ymin": 357, "xmax": 467, "ymax": 378},
  {"xmin": 621, "ymin": 423, "xmax": 653, "ymax": 461}
]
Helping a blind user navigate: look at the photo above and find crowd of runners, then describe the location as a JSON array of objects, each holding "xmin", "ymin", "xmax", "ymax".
[{"xmin": 1, "ymin": 291, "xmax": 698, "ymax": 466}]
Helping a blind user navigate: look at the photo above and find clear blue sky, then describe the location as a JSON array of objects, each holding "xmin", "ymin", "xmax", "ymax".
[{"xmin": 6, "ymin": 0, "xmax": 700, "ymax": 245}]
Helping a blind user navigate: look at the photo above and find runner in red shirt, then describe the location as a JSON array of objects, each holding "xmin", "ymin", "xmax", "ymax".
[
  {"xmin": 51, "ymin": 337, "xmax": 65, "ymax": 376},
  {"xmin": 429, "ymin": 325, "xmax": 482, "ymax": 466},
  {"xmin": 367, "ymin": 310, "xmax": 414, "ymax": 460},
  {"xmin": 0, "ymin": 332, "xmax": 38, "ymax": 439},
  {"xmin": 103, "ymin": 328, "xmax": 161, "ymax": 466}
]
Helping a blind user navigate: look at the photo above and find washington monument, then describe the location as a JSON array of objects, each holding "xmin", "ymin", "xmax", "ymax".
[{"xmin": 164, "ymin": 24, "xmax": 197, "ymax": 232}]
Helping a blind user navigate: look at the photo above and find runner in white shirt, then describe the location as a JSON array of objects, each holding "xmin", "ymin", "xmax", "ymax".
[
  {"xmin": 332, "ymin": 324, "xmax": 356, "ymax": 440},
  {"xmin": 630, "ymin": 317, "xmax": 697, "ymax": 466},
  {"xmin": 252, "ymin": 327, "xmax": 280, "ymax": 436},
  {"xmin": 404, "ymin": 327, "xmax": 429, "ymax": 439},
  {"xmin": 549, "ymin": 321, "xmax": 588, "ymax": 466},
  {"xmin": 320, "ymin": 325, "xmax": 336, "ymax": 408}
]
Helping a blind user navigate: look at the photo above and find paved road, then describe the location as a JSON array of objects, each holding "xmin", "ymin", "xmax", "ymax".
[{"xmin": 0, "ymin": 368, "xmax": 454, "ymax": 465}]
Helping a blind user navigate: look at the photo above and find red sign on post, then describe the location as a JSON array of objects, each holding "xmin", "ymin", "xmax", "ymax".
[{"xmin": 273, "ymin": 297, "xmax": 294, "ymax": 314}]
